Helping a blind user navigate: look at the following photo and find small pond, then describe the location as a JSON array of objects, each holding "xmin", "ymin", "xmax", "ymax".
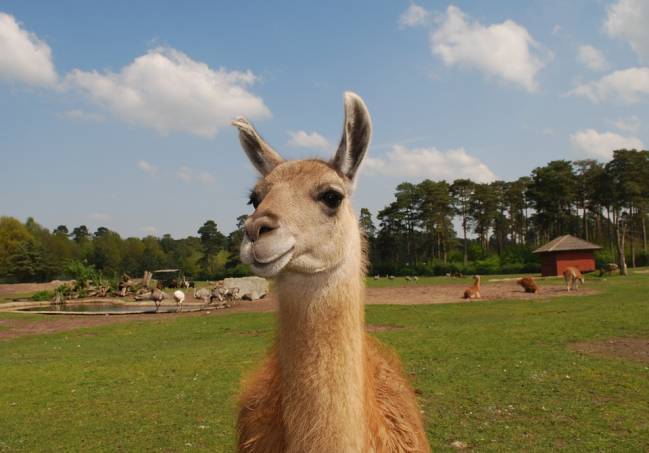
[{"xmin": 19, "ymin": 302, "xmax": 199, "ymax": 314}]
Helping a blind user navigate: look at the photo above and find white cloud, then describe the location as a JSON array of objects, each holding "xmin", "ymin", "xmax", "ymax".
[
  {"xmin": 197, "ymin": 171, "xmax": 216, "ymax": 185},
  {"xmin": 89, "ymin": 212, "xmax": 111, "ymax": 222},
  {"xmin": 570, "ymin": 67, "xmax": 649, "ymax": 103},
  {"xmin": 576, "ymin": 45, "xmax": 608, "ymax": 71},
  {"xmin": 140, "ymin": 226, "xmax": 157, "ymax": 235},
  {"xmin": 608, "ymin": 116, "xmax": 641, "ymax": 132},
  {"xmin": 177, "ymin": 165, "xmax": 192, "ymax": 182},
  {"xmin": 287, "ymin": 130, "xmax": 330, "ymax": 149},
  {"xmin": 551, "ymin": 25, "xmax": 562, "ymax": 36},
  {"xmin": 137, "ymin": 160, "xmax": 158, "ymax": 175},
  {"xmin": 399, "ymin": 4, "xmax": 430, "ymax": 28},
  {"xmin": 176, "ymin": 165, "xmax": 215, "ymax": 185},
  {"xmin": 605, "ymin": 0, "xmax": 649, "ymax": 61},
  {"xmin": 0, "ymin": 12, "xmax": 58, "ymax": 87},
  {"xmin": 65, "ymin": 47, "xmax": 270, "ymax": 138},
  {"xmin": 430, "ymin": 5, "xmax": 548, "ymax": 92},
  {"xmin": 570, "ymin": 129, "xmax": 644, "ymax": 160},
  {"xmin": 363, "ymin": 145, "xmax": 496, "ymax": 183},
  {"xmin": 57, "ymin": 109, "xmax": 104, "ymax": 122}
]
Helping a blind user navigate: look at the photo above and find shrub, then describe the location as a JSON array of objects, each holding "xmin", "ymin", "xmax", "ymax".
[
  {"xmin": 594, "ymin": 250, "xmax": 616, "ymax": 268},
  {"xmin": 30, "ymin": 290, "xmax": 53, "ymax": 301}
]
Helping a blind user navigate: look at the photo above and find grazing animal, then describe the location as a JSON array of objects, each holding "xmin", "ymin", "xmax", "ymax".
[
  {"xmin": 405, "ymin": 276, "xmax": 412, "ymax": 282},
  {"xmin": 151, "ymin": 288, "xmax": 166, "ymax": 311},
  {"xmin": 388, "ymin": 275, "xmax": 395, "ymax": 280},
  {"xmin": 373, "ymin": 275, "xmax": 380, "ymax": 280},
  {"xmin": 413, "ymin": 276, "xmax": 419, "ymax": 282},
  {"xmin": 517, "ymin": 277, "xmax": 538, "ymax": 293},
  {"xmin": 599, "ymin": 262, "xmax": 619, "ymax": 276},
  {"xmin": 563, "ymin": 266, "xmax": 584, "ymax": 291},
  {"xmin": 233, "ymin": 92, "xmax": 429, "ymax": 452},
  {"xmin": 173, "ymin": 290, "xmax": 185, "ymax": 312},
  {"xmin": 463, "ymin": 275, "xmax": 481, "ymax": 299}
]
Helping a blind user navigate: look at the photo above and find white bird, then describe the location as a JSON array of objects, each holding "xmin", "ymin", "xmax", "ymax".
[{"xmin": 173, "ymin": 290, "xmax": 185, "ymax": 312}]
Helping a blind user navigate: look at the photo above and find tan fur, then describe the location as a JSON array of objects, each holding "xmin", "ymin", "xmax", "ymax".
[
  {"xmin": 463, "ymin": 275, "xmax": 481, "ymax": 299},
  {"xmin": 517, "ymin": 277, "xmax": 539, "ymax": 293},
  {"xmin": 563, "ymin": 266, "xmax": 584, "ymax": 291},
  {"xmin": 236, "ymin": 160, "xmax": 429, "ymax": 451}
]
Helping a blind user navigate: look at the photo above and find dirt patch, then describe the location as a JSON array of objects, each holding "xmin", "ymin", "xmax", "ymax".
[
  {"xmin": 364, "ymin": 281, "xmax": 596, "ymax": 305},
  {"xmin": 570, "ymin": 338, "xmax": 649, "ymax": 364},
  {"xmin": 0, "ymin": 281, "xmax": 595, "ymax": 341},
  {"xmin": 0, "ymin": 281, "xmax": 68, "ymax": 298}
]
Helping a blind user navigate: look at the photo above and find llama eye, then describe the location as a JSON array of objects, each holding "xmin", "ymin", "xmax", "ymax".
[
  {"xmin": 248, "ymin": 193, "xmax": 260, "ymax": 209},
  {"xmin": 319, "ymin": 190, "xmax": 344, "ymax": 209}
]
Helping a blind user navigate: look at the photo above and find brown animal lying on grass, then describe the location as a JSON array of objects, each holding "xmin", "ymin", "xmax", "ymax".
[
  {"xmin": 517, "ymin": 276, "xmax": 539, "ymax": 293},
  {"xmin": 463, "ymin": 275, "xmax": 481, "ymax": 299}
]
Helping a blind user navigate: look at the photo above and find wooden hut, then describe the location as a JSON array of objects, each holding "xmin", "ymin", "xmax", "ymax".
[{"xmin": 533, "ymin": 235, "xmax": 602, "ymax": 276}]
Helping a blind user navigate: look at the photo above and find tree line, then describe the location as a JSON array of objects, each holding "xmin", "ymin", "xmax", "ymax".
[
  {"xmin": 361, "ymin": 149, "xmax": 649, "ymax": 276},
  {"xmin": 1, "ymin": 149, "xmax": 647, "ymax": 283},
  {"xmin": 0, "ymin": 215, "xmax": 249, "ymax": 283}
]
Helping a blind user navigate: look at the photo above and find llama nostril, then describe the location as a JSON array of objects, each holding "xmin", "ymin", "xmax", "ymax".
[{"xmin": 259, "ymin": 226, "xmax": 274, "ymax": 236}]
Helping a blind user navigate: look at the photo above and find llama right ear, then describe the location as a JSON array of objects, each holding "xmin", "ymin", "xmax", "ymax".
[
  {"xmin": 232, "ymin": 117, "xmax": 284, "ymax": 176},
  {"xmin": 330, "ymin": 92, "xmax": 372, "ymax": 183}
]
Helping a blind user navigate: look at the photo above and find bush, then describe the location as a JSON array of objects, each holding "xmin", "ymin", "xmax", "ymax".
[
  {"xmin": 30, "ymin": 290, "xmax": 53, "ymax": 301},
  {"xmin": 594, "ymin": 249, "xmax": 616, "ymax": 268}
]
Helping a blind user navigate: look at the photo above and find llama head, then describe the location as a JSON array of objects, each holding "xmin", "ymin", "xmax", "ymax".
[{"xmin": 233, "ymin": 92, "xmax": 371, "ymax": 277}]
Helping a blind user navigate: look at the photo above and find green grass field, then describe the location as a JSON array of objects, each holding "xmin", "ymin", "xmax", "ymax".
[{"xmin": 1, "ymin": 273, "xmax": 648, "ymax": 451}]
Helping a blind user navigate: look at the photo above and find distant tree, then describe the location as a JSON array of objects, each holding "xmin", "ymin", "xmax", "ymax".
[
  {"xmin": 6, "ymin": 240, "xmax": 42, "ymax": 282},
  {"xmin": 92, "ymin": 230, "xmax": 123, "ymax": 274},
  {"xmin": 0, "ymin": 217, "xmax": 33, "ymax": 280},
  {"xmin": 94, "ymin": 227, "xmax": 109, "ymax": 238},
  {"xmin": 527, "ymin": 160, "xmax": 577, "ymax": 241},
  {"xmin": 451, "ymin": 179, "xmax": 475, "ymax": 266},
  {"xmin": 604, "ymin": 149, "xmax": 649, "ymax": 274},
  {"xmin": 470, "ymin": 183, "xmax": 497, "ymax": 252},
  {"xmin": 225, "ymin": 215, "xmax": 248, "ymax": 272},
  {"xmin": 359, "ymin": 208, "xmax": 376, "ymax": 240},
  {"xmin": 71, "ymin": 225, "xmax": 90, "ymax": 243},
  {"xmin": 198, "ymin": 220, "xmax": 226, "ymax": 277},
  {"xmin": 418, "ymin": 180, "xmax": 454, "ymax": 263},
  {"xmin": 503, "ymin": 177, "xmax": 530, "ymax": 245},
  {"xmin": 54, "ymin": 225, "xmax": 69, "ymax": 236},
  {"xmin": 394, "ymin": 183, "xmax": 420, "ymax": 264}
]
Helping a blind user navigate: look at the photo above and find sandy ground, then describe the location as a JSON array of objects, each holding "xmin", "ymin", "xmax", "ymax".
[
  {"xmin": 0, "ymin": 280, "xmax": 68, "ymax": 297},
  {"xmin": 0, "ymin": 280, "xmax": 596, "ymax": 341}
]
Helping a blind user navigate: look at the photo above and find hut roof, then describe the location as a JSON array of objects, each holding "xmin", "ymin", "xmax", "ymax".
[{"xmin": 533, "ymin": 235, "xmax": 602, "ymax": 254}]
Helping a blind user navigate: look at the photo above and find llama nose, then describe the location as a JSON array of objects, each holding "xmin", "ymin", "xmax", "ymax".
[{"xmin": 245, "ymin": 217, "xmax": 278, "ymax": 242}]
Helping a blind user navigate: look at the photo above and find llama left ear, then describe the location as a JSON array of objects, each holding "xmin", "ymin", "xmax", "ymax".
[
  {"xmin": 232, "ymin": 117, "xmax": 284, "ymax": 176},
  {"xmin": 330, "ymin": 92, "xmax": 372, "ymax": 183}
]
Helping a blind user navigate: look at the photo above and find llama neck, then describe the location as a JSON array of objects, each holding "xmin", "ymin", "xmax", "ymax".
[{"xmin": 275, "ymin": 246, "xmax": 366, "ymax": 452}]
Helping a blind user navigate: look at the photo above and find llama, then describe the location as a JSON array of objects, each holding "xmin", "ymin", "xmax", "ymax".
[
  {"xmin": 233, "ymin": 92, "xmax": 429, "ymax": 452},
  {"xmin": 517, "ymin": 277, "xmax": 538, "ymax": 293},
  {"xmin": 563, "ymin": 267, "xmax": 584, "ymax": 291},
  {"xmin": 463, "ymin": 275, "xmax": 481, "ymax": 299},
  {"xmin": 173, "ymin": 290, "xmax": 185, "ymax": 312}
]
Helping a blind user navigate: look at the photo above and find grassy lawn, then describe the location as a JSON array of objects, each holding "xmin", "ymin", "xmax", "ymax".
[{"xmin": 0, "ymin": 274, "xmax": 648, "ymax": 451}]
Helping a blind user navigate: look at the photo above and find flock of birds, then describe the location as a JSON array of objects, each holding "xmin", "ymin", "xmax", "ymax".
[{"xmin": 146, "ymin": 285, "xmax": 241, "ymax": 312}]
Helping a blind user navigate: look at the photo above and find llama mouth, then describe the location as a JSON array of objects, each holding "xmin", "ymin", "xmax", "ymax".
[{"xmin": 250, "ymin": 247, "xmax": 294, "ymax": 276}]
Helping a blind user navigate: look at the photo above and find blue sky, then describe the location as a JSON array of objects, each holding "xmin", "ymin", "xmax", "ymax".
[{"xmin": 1, "ymin": 1, "xmax": 648, "ymax": 237}]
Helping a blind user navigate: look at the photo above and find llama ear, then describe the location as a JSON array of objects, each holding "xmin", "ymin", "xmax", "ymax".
[
  {"xmin": 330, "ymin": 92, "xmax": 372, "ymax": 183},
  {"xmin": 232, "ymin": 117, "xmax": 284, "ymax": 176}
]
